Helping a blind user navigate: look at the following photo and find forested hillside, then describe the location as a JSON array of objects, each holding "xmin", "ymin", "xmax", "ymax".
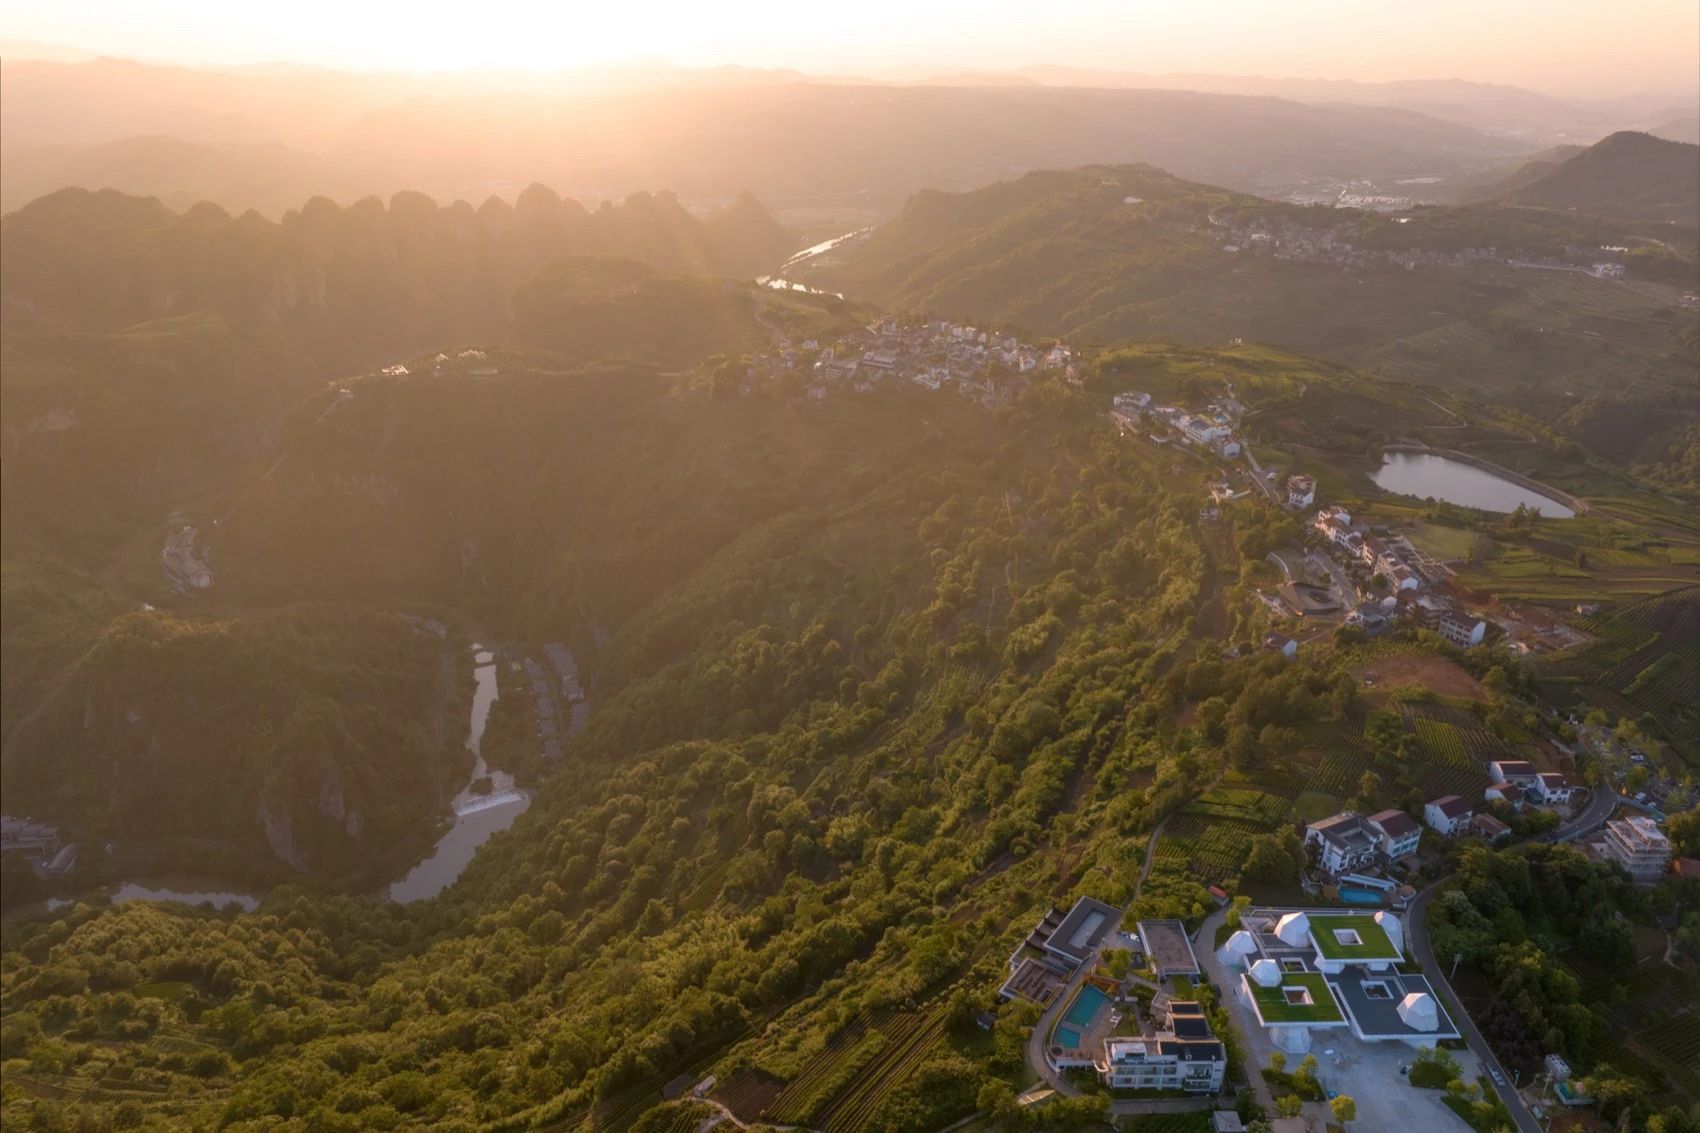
[
  {"xmin": 1489, "ymin": 131, "xmax": 1700, "ymax": 224},
  {"xmin": 809, "ymin": 164, "xmax": 1700, "ymax": 481},
  {"xmin": 2, "ymin": 603, "xmax": 459, "ymax": 881}
]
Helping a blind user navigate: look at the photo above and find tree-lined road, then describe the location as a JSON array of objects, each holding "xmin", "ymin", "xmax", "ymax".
[{"xmin": 1406, "ymin": 884, "xmax": 1541, "ymax": 1133}]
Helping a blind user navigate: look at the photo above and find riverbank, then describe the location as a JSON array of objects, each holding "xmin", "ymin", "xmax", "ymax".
[{"xmin": 1380, "ymin": 444, "xmax": 1588, "ymax": 515}]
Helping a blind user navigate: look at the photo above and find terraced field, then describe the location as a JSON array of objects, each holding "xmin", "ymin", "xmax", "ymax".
[
  {"xmin": 1156, "ymin": 812, "xmax": 1271, "ymax": 885},
  {"xmin": 1555, "ymin": 588, "xmax": 1700, "ymax": 757},
  {"xmin": 814, "ymin": 1004, "xmax": 952, "ymax": 1133},
  {"xmin": 1304, "ymin": 727, "xmax": 1377, "ymax": 796}
]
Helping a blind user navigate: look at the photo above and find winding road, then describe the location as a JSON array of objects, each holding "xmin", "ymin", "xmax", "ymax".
[
  {"xmin": 1405, "ymin": 883, "xmax": 1541, "ymax": 1133},
  {"xmin": 1021, "ymin": 807, "xmax": 1190, "ymax": 1100}
]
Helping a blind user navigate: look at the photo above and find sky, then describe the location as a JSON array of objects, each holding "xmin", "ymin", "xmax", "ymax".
[{"xmin": 3, "ymin": 0, "xmax": 1698, "ymax": 99}]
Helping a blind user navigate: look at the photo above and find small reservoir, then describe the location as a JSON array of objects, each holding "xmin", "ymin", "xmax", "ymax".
[{"xmin": 1372, "ymin": 451, "xmax": 1575, "ymax": 517}]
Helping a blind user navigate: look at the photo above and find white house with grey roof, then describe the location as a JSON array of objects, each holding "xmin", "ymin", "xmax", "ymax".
[{"xmin": 1303, "ymin": 813, "xmax": 1380, "ymax": 875}]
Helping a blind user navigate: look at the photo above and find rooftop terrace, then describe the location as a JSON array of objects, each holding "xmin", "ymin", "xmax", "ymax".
[
  {"xmin": 1308, "ymin": 914, "xmax": 1401, "ymax": 962},
  {"xmin": 1245, "ymin": 971, "xmax": 1346, "ymax": 1025}
]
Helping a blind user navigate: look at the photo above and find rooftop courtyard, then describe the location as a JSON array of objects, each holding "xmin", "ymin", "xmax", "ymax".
[
  {"xmin": 1307, "ymin": 913, "xmax": 1401, "ymax": 962},
  {"xmin": 1244, "ymin": 971, "xmax": 1345, "ymax": 1025}
]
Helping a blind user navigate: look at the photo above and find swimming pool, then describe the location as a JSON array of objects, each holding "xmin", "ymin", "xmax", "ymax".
[{"xmin": 1053, "ymin": 984, "xmax": 1109, "ymax": 1049}]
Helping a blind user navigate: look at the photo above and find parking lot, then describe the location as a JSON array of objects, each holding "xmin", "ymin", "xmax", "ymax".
[
  {"xmin": 1223, "ymin": 981, "xmax": 1481, "ymax": 1130},
  {"xmin": 1310, "ymin": 1036, "xmax": 1481, "ymax": 1131}
]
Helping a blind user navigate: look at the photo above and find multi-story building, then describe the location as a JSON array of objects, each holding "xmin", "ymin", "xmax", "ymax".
[
  {"xmin": 1423, "ymin": 795, "xmax": 1473, "ymax": 836},
  {"xmin": 1487, "ymin": 760, "xmax": 1537, "ymax": 785},
  {"xmin": 1097, "ymin": 1002, "xmax": 1226, "ymax": 1093},
  {"xmin": 1601, "ymin": 815, "xmax": 1672, "ymax": 883},
  {"xmin": 1286, "ymin": 474, "xmax": 1316, "ymax": 509},
  {"xmin": 1436, "ymin": 612, "xmax": 1486, "ymax": 648},
  {"xmin": 1364, "ymin": 809, "xmax": 1422, "ymax": 859},
  {"xmin": 1305, "ymin": 813, "xmax": 1380, "ymax": 874}
]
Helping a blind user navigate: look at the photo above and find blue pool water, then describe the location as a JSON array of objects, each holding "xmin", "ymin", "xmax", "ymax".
[
  {"xmin": 1339, "ymin": 888, "xmax": 1383, "ymax": 906},
  {"xmin": 1065, "ymin": 984, "xmax": 1109, "ymax": 1026},
  {"xmin": 1053, "ymin": 984, "xmax": 1109, "ymax": 1048}
]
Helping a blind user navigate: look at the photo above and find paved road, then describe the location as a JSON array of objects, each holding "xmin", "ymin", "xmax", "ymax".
[
  {"xmin": 1241, "ymin": 446, "xmax": 1279, "ymax": 503},
  {"xmin": 1547, "ymin": 787, "xmax": 1617, "ymax": 844},
  {"xmin": 1023, "ymin": 959, "xmax": 1089, "ymax": 1097},
  {"xmin": 1192, "ymin": 907, "xmax": 1276, "ymax": 1113},
  {"xmin": 1406, "ymin": 884, "xmax": 1541, "ymax": 1133}
]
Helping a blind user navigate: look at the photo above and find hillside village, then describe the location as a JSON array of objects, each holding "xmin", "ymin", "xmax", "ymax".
[{"xmin": 740, "ymin": 317, "xmax": 1076, "ymax": 407}]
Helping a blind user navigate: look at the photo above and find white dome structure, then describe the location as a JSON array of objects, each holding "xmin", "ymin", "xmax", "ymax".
[
  {"xmin": 1249, "ymin": 958, "xmax": 1283, "ymax": 987},
  {"xmin": 1398, "ymin": 992, "xmax": 1440, "ymax": 1032},
  {"xmin": 1216, "ymin": 930, "xmax": 1259, "ymax": 970},
  {"xmin": 1375, "ymin": 911, "xmax": 1404, "ymax": 955},
  {"xmin": 1275, "ymin": 911, "xmax": 1311, "ymax": 947},
  {"xmin": 1272, "ymin": 1024, "xmax": 1313, "ymax": 1053}
]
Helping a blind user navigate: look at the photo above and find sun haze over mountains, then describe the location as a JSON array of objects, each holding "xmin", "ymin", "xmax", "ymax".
[{"xmin": 1, "ymin": 6, "xmax": 1698, "ymax": 1133}]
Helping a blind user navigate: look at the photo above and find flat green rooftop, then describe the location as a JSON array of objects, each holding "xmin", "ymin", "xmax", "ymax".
[
  {"xmin": 1308, "ymin": 914, "xmax": 1400, "ymax": 961},
  {"xmin": 1246, "ymin": 972, "xmax": 1345, "ymax": 1024}
]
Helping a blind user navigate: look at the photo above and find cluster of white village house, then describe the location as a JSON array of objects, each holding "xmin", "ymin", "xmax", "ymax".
[
  {"xmin": 1309, "ymin": 503, "xmax": 1491, "ymax": 649},
  {"xmin": 1108, "ymin": 390, "xmax": 1494, "ymax": 655},
  {"xmin": 1112, "ymin": 390, "xmax": 1243, "ymax": 458},
  {"xmin": 751, "ymin": 318, "xmax": 1076, "ymax": 406},
  {"xmin": 1304, "ymin": 763, "xmax": 1671, "ymax": 885}
]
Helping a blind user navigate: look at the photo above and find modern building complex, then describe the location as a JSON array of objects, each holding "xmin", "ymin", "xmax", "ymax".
[
  {"xmin": 1137, "ymin": 919, "xmax": 1202, "ymax": 980},
  {"xmin": 1001, "ymin": 895, "xmax": 1121, "ymax": 1004},
  {"xmin": 1224, "ymin": 908, "xmax": 1459, "ymax": 1053},
  {"xmin": 1096, "ymin": 1001, "xmax": 1227, "ymax": 1093},
  {"xmin": 1601, "ymin": 815, "xmax": 1673, "ymax": 883}
]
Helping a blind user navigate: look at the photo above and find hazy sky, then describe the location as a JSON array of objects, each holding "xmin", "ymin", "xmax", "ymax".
[{"xmin": 5, "ymin": 0, "xmax": 1698, "ymax": 98}]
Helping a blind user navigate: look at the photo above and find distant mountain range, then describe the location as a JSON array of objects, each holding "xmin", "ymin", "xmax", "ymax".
[{"xmin": 2, "ymin": 55, "xmax": 1545, "ymax": 219}]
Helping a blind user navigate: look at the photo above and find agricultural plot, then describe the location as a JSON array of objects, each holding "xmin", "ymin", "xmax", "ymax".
[
  {"xmin": 1403, "ymin": 699, "xmax": 1526, "ymax": 772},
  {"xmin": 1158, "ymin": 812, "xmax": 1271, "ymax": 885},
  {"xmin": 764, "ymin": 1015, "xmax": 886, "ymax": 1125},
  {"xmin": 1562, "ymin": 588, "xmax": 1700, "ymax": 756},
  {"xmin": 1302, "ymin": 727, "xmax": 1376, "ymax": 796},
  {"xmin": 1186, "ymin": 786, "xmax": 1289, "ymax": 826},
  {"xmin": 1419, "ymin": 765, "xmax": 1490, "ymax": 802},
  {"xmin": 1637, "ymin": 1014, "xmax": 1700, "ymax": 1102},
  {"xmin": 1409, "ymin": 718, "xmax": 1473, "ymax": 770},
  {"xmin": 813, "ymin": 1005, "xmax": 952, "ymax": 1133},
  {"xmin": 711, "ymin": 1070, "xmax": 783, "ymax": 1123}
]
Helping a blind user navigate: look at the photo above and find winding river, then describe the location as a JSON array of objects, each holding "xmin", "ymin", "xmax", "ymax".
[
  {"xmin": 755, "ymin": 226, "xmax": 870, "ymax": 297},
  {"xmin": 12, "ymin": 643, "xmax": 559, "ymax": 917},
  {"xmin": 388, "ymin": 646, "xmax": 530, "ymax": 903}
]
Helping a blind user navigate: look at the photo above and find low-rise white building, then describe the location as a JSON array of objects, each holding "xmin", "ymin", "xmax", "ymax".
[
  {"xmin": 1364, "ymin": 809, "xmax": 1422, "ymax": 859},
  {"xmin": 1424, "ymin": 795, "xmax": 1473, "ymax": 836},
  {"xmin": 1530, "ymin": 772, "xmax": 1577, "ymax": 806},
  {"xmin": 1488, "ymin": 760, "xmax": 1537, "ymax": 785}
]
